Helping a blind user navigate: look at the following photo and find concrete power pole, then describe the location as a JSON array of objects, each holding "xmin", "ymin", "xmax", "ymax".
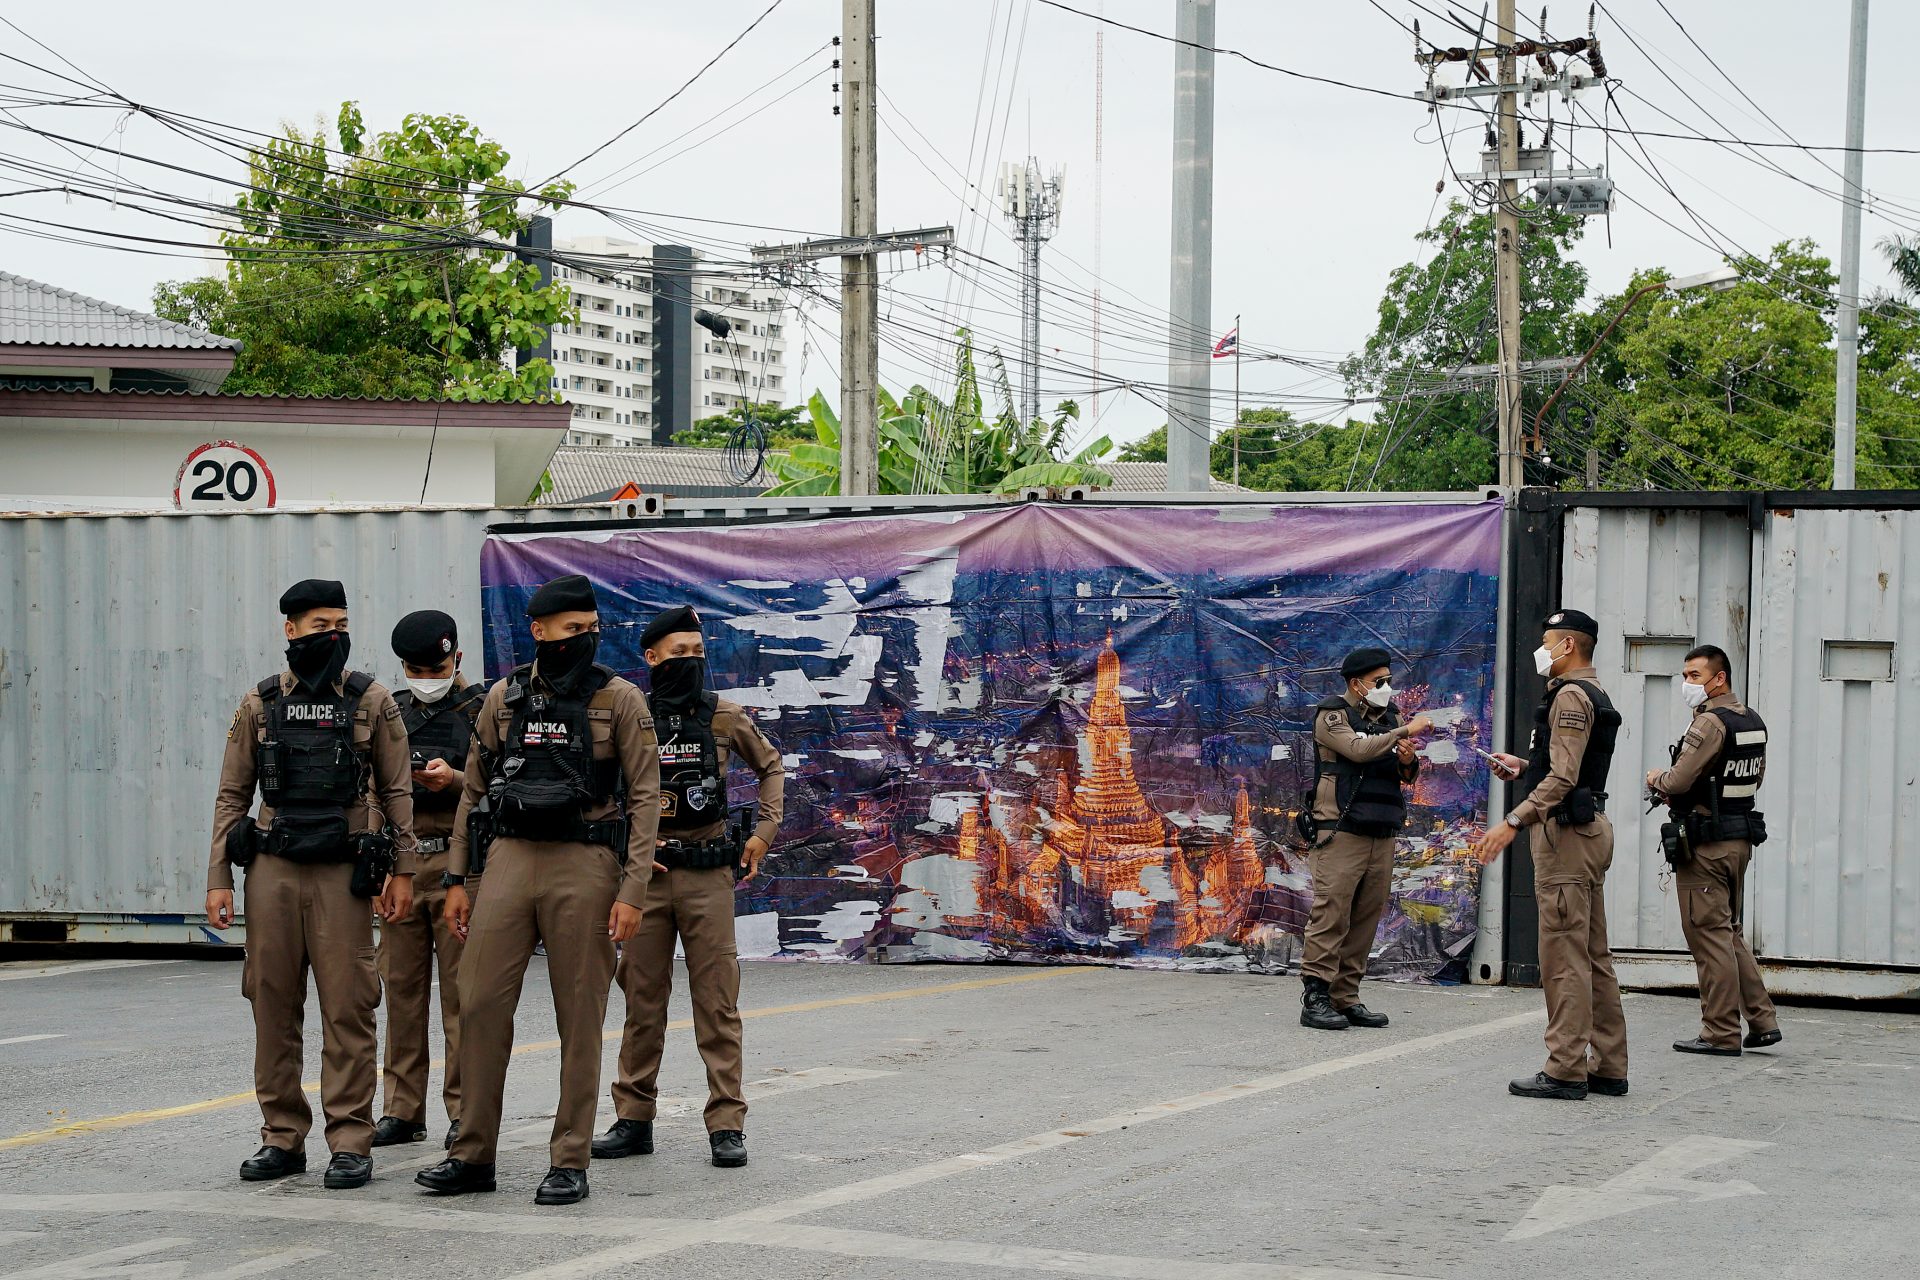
[
  {"xmin": 1493, "ymin": 0, "xmax": 1525, "ymax": 491},
  {"xmin": 841, "ymin": 0, "xmax": 879, "ymax": 496},
  {"xmin": 1165, "ymin": 0, "xmax": 1216, "ymax": 493},
  {"xmin": 1834, "ymin": 0, "xmax": 1870, "ymax": 491},
  {"xmin": 1000, "ymin": 159, "xmax": 1064, "ymax": 427}
]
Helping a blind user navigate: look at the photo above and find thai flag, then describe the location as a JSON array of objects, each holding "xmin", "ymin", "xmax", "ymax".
[{"xmin": 1212, "ymin": 328, "xmax": 1239, "ymax": 359}]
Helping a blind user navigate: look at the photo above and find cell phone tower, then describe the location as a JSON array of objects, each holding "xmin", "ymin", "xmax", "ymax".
[{"xmin": 999, "ymin": 158, "xmax": 1065, "ymax": 428}]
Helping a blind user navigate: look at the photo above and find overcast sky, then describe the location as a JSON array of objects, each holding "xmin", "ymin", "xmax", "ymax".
[{"xmin": 5, "ymin": 0, "xmax": 1916, "ymax": 448}]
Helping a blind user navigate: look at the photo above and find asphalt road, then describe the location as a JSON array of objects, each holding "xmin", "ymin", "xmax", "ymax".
[{"xmin": 0, "ymin": 954, "xmax": 1915, "ymax": 1279}]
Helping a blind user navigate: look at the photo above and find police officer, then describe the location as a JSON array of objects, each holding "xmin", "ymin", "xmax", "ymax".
[
  {"xmin": 1298, "ymin": 647, "xmax": 1433, "ymax": 1031},
  {"xmin": 594, "ymin": 606, "xmax": 784, "ymax": 1169},
  {"xmin": 414, "ymin": 574, "xmax": 660, "ymax": 1207},
  {"xmin": 1474, "ymin": 609, "xmax": 1628, "ymax": 1100},
  {"xmin": 1646, "ymin": 644, "xmax": 1782, "ymax": 1056},
  {"xmin": 373, "ymin": 610, "xmax": 485, "ymax": 1151},
  {"xmin": 206, "ymin": 579, "xmax": 419, "ymax": 1188}
]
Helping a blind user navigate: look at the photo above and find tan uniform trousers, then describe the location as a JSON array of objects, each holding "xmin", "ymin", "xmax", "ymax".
[
  {"xmin": 1532, "ymin": 816, "xmax": 1629, "ymax": 1083},
  {"xmin": 611, "ymin": 865, "xmax": 746, "ymax": 1132},
  {"xmin": 378, "ymin": 849, "xmax": 464, "ymax": 1125},
  {"xmin": 452, "ymin": 837, "xmax": 620, "ymax": 1169},
  {"xmin": 240, "ymin": 855, "xmax": 379, "ymax": 1155},
  {"xmin": 1677, "ymin": 839, "xmax": 1778, "ymax": 1049},
  {"xmin": 1301, "ymin": 830, "xmax": 1397, "ymax": 1006}
]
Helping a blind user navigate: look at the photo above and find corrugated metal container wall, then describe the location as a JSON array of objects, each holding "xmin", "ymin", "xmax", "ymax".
[
  {"xmin": 1749, "ymin": 508, "xmax": 1920, "ymax": 967},
  {"xmin": 1559, "ymin": 505, "xmax": 1753, "ymax": 953},
  {"xmin": 0, "ymin": 508, "xmax": 595, "ymax": 918}
]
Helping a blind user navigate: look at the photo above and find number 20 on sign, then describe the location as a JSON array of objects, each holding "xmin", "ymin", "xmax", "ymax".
[{"xmin": 173, "ymin": 440, "xmax": 276, "ymax": 510}]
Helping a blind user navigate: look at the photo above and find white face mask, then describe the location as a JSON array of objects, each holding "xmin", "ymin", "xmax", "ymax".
[
  {"xmin": 1364, "ymin": 683, "xmax": 1395, "ymax": 708},
  {"xmin": 1533, "ymin": 644, "xmax": 1557, "ymax": 677},
  {"xmin": 408, "ymin": 675, "xmax": 455, "ymax": 703},
  {"xmin": 1680, "ymin": 679, "xmax": 1709, "ymax": 709}
]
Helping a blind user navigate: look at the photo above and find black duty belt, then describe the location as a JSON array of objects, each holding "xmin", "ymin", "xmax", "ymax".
[
  {"xmin": 415, "ymin": 837, "xmax": 450, "ymax": 854},
  {"xmin": 655, "ymin": 837, "xmax": 739, "ymax": 870}
]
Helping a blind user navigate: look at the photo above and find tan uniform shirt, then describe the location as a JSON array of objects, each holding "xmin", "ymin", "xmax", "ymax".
[
  {"xmin": 1506, "ymin": 664, "xmax": 1600, "ymax": 828},
  {"xmin": 661, "ymin": 698, "xmax": 786, "ymax": 846},
  {"xmin": 1654, "ymin": 693, "xmax": 1764, "ymax": 812},
  {"xmin": 397, "ymin": 674, "xmax": 483, "ymax": 842},
  {"xmin": 1311, "ymin": 692, "xmax": 1419, "ymax": 822},
  {"xmin": 208, "ymin": 671, "xmax": 420, "ymax": 891},
  {"xmin": 448, "ymin": 667, "xmax": 662, "ymax": 908}
]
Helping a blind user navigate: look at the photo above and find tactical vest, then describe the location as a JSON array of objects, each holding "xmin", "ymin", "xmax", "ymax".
[
  {"xmin": 1677, "ymin": 705, "xmax": 1768, "ymax": 818},
  {"xmin": 395, "ymin": 682, "xmax": 484, "ymax": 812},
  {"xmin": 653, "ymin": 692, "xmax": 723, "ymax": 834},
  {"xmin": 1519, "ymin": 678, "xmax": 1621, "ymax": 820},
  {"xmin": 488, "ymin": 663, "xmax": 621, "ymax": 842},
  {"xmin": 1315, "ymin": 696, "xmax": 1409, "ymax": 837},
  {"xmin": 256, "ymin": 672, "xmax": 373, "ymax": 862}
]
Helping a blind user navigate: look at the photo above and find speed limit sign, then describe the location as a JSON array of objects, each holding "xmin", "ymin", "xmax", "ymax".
[{"xmin": 173, "ymin": 440, "xmax": 276, "ymax": 510}]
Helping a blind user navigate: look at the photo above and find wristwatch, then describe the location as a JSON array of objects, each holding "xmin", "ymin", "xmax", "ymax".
[
  {"xmin": 441, "ymin": 872, "xmax": 467, "ymax": 888},
  {"xmin": 1505, "ymin": 813, "xmax": 1524, "ymax": 830}
]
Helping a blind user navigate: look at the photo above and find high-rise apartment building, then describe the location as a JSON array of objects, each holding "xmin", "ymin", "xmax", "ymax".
[{"xmin": 545, "ymin": 234, "xmax": 790, "ymax": 447}]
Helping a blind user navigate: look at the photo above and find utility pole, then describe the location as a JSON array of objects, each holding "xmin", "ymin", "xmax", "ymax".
[
  {"xmin": 1000, "ymin": 159, "xmax": 1064, "ymax": 427},
  {"xmin": 841, "ymin": 0, "xmax": 879, "ymax": 496},
  {"xmin": 1834, "ymin": 0, "xmax": 1870, "ymax": 490},
  {"xmin": 1493, "ymin": 0, "xmax": 1525, "ymax": 491},
  {"xmin": 1165, "ymin": 0, "xmax": 1216, "ymax": 493},
  {"xmin": 1232, "ymin": 314, "xmax": 1242, "ymax": 487}
]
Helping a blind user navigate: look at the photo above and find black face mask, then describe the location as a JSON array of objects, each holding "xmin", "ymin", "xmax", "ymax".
[
  {"xmin": 287, "ymin": 630, "xmax": 351, "ymax": 693},
  {"xmin": 649, "ymin": 656, "xmax": 707, "ymax": 710},
  {"xmin": 535, "ymin": 631, "xmax": 600, "ymax": 693}
]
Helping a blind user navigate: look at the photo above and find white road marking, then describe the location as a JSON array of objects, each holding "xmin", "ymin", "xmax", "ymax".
[
  {"xmin": 0, "ymin": 1235, "xmax": 327, "ymax": 1280},
  {"xmin": 1505, "ymin": 1135, "xmax": 1771, "ymax": 1241},
  {"xmin": 0, "ymin": 1194, "xmax": 684, "ymax": 1239},
  {"xmin": 372, "ymin": 1066, "xmax": 894, "ymax": 1177},
  {"xmin": 709, "ymin": 1221, "xmax": 1439, "ymax": 1280},
  {"xmin": 0, "ymin": 1036, "xmax": 62, "ymax": 1047},
  {"xmin": 0, "ymin": 1230, "xmax": 39, "ymax": 1245},
  {"xmin": 0, "ymin": 961, "xmax": 177, "ymax": 983}
]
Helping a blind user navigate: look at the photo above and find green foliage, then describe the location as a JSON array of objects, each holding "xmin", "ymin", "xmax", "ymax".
[
  {"xmin": 763, "ymin": 333, "xmax": 1113, "ymax": 497},
  {"xmin": 151, "ymin": 102, "xmax": 575, "ymax": 401},
  {"xmin": 672, "ymin": 402, "xmax": 811, "ymax": 449}
]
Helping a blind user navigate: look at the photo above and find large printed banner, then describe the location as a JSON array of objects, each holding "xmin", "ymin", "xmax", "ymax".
[{"xmin": 481, "ymin": 499, "xmax": 1502, "ymax": 978}]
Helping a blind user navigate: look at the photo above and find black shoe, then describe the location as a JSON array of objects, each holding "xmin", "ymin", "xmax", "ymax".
[
  {"xmin": 710, "ymin": 1130, "xmax": 748, "ymax": 1168},
  {"xmin": 372, "ymin": 1116, "xmax": 426, "ymax": 1147},
  {"xmin": 323, "ymin": 1152, "xmax": 372, "ymax": 1190},
  {"xmin": 1673, "ymin": 1037, "xmax": 1741, "ymax": 1056},
  {"xmin": 415, "ymin": 1157, "xmax": 497, "ymax": 1195},
  {"xmin": 591, "ymin": 1118, "xmax": 654, "ymax": 1160},
  {"xmin": 1587, "ymin": 1075, "xmax": 1629, "ymax": 1096},
  {"xmin": 1336, "ymin": 1003, "xmax": 1390, "ymax": 1029},
  {"xmin": 1508, "ymin": 1072, "xmax": 1588, "ymax": 1100},
  {"xmin": 1300, "ymin": 978, "xmax": 1350, "ymax": 1031},
  {"xmin": 535, "ymin": 1166, "xmax": 589, "ymax": 1205},
  {"xmin": 239, "ymin": 1144, "xmax": 307, "ymax": 1182},
  {"xmin": 443, "ymin": 1118, "xmax": 461, "ymax": 1151},
  {"xmin": 1744, "ymin": 1027, "xmax": 1783, "ymax": 1049}
]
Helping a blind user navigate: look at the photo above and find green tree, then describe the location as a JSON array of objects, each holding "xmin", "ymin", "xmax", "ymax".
[
  {"xmin": 153, "ymin": 102, "xmax": 574, "ymax": 401},
  {"xmin": 1116, "ymin": 426, "xmax": 1167, "ymax": 462},
  {"xmin": 672, "ymin": 402, "xmax": 811, "ymax": 449}
]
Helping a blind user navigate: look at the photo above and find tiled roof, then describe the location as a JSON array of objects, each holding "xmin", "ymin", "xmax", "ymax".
[
  {"xmin": 1100, "ymin": 462, "xmax": 1250, "ymax": 493},
  {"xmin": 0, "ymin": 272, "xmax": 241, "ymax": 350}
]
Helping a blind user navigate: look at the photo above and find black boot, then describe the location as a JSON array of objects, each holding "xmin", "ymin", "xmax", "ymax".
[
  {"xmin": 590, "ymin": 1118, "xmax": 654, "ymax": 1160},
  {"xmin": 443, "ymin": 1118, "xmax": 461, "ymax": 1151},
  {"xmin": 535, "ymin": 1166, "xmax": 589, "ymax": 1205},
  {"xmin": 323, "ymin": 1152, "xmax": 372, "ymax": 1190},
  {"xmin": 1336, "ymin": 1002, "xmax": 1390, "ymax": 1029},
  {"xmin": 709, "ymin": 1130, "xmax": 748, "ymax": 1168},
  {"xmin": 415, "ymin": 1157, "xmax": 497, "ymax": 1195},
  {"xmin": 1673, "ymin": 1037, "xmax": 1741, "ymax": 1057},
  {"xmin": 1300, "ymin": 977, "xmax": 1350, "ymax": 1030},
  {"xmin": 239, "ymin": 1144, "xmax": 306, "ymax": 1182},
  {"xmin": 372, "ymin": 1116, "xmax": 426, "ymax": 1147},
  {"xmin": 1743, "ymin": 1027, "xmax": 1783, "ymax": 1049},
  {"xmin": 1508, "ymin": 1071, "xmax": 1588, "ymax": 1100},
  {"xmin": 1587, "ymin": 1075, "xmax": 1629, "ymax": 1096}
]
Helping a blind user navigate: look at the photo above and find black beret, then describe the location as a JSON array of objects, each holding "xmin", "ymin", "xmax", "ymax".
[
  {"xmin": 1341, "ymin": 647, "xmax": 1393, "ymax": 680},
  {"xmin": 391, "ymin": 610, "xmax": 458, "ymax": 665},
  {"xmin": 1544, "ymin": 608, "xmax": 1600, "ymax": 638},
  {"xmin": 279, "ymin": 578, "xmax": 346, "ymax": 616},
  {"xmin": 525, "ymin": 574, "xmax": 597, "ymax": 619},
  {"xmin": 641, "ymin": 605, "xmax": 702, "ymax": 651}
]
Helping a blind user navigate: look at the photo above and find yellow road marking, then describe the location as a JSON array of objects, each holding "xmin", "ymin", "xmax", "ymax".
[{"xmin": 0, "ymin": 966, "xmax": 1089, "ymax": 1151}]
